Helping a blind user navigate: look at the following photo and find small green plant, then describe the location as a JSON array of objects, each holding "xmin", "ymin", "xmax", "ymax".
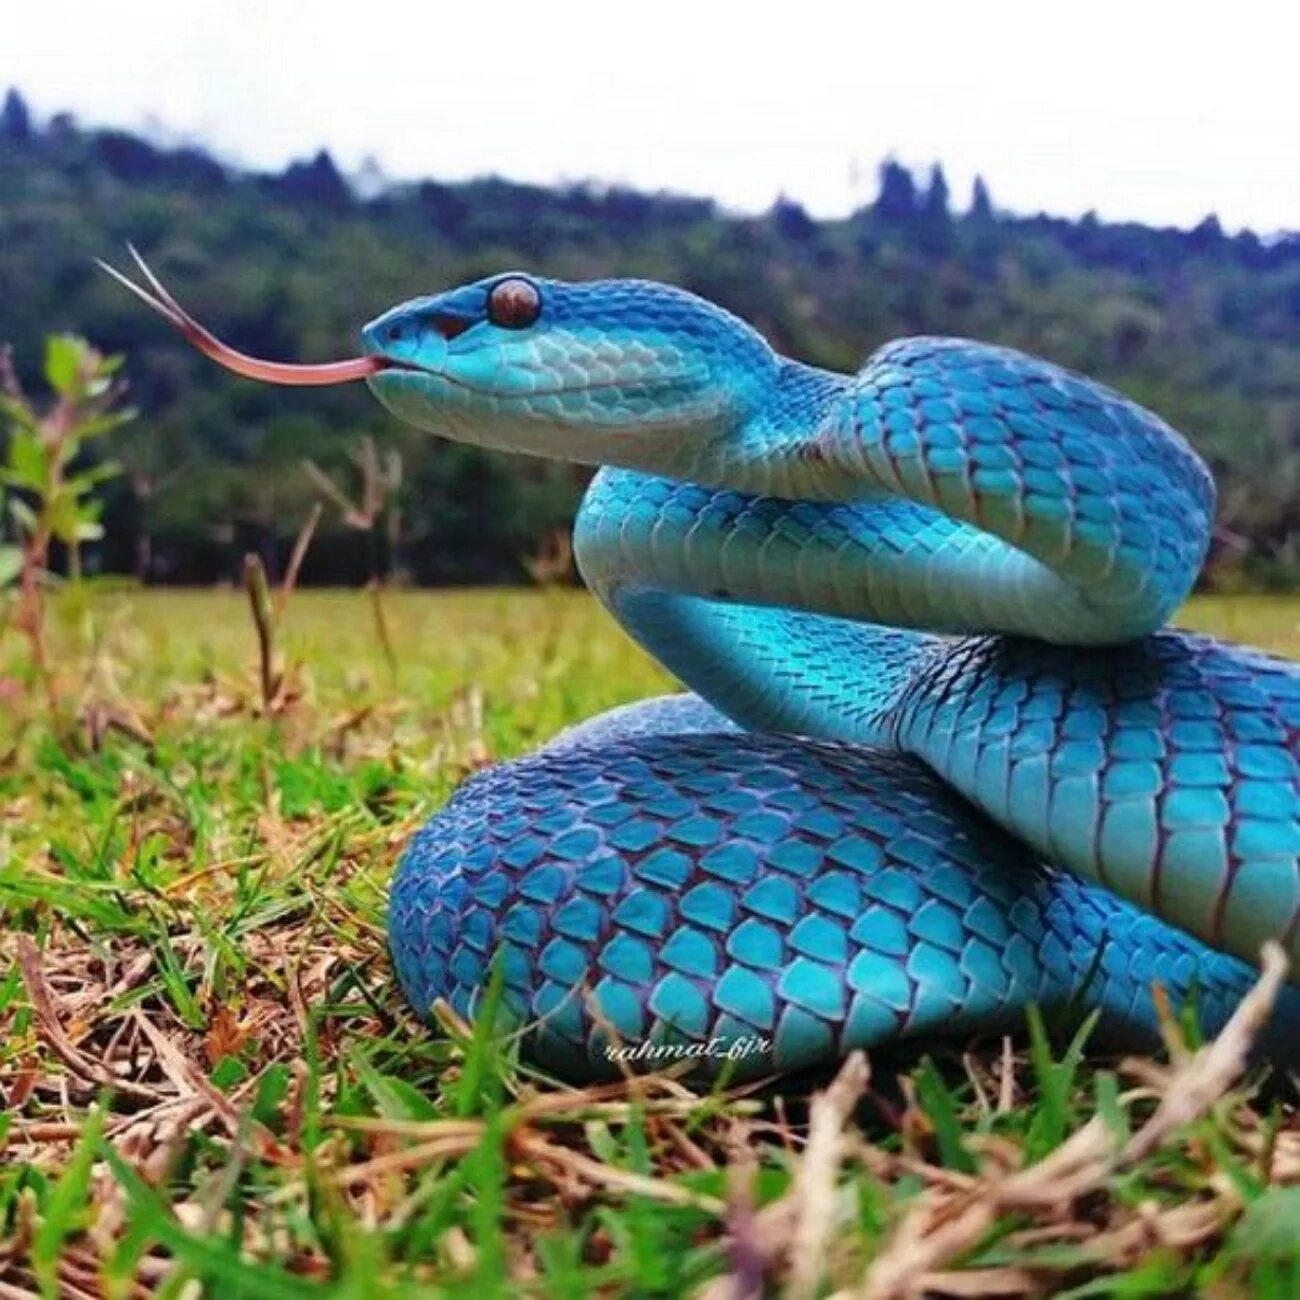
[{"xmin": 0, "ymin": 335, "xmax": 132, "ymax": 709}]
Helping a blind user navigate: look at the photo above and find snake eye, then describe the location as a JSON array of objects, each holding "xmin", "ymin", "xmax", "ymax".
[{"xmin": 487, "ymin": 278, "xmax": 542, "ymax": 330}]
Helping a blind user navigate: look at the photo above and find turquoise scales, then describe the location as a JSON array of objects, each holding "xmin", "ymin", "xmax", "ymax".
[
  {"xmin": 103, "ymin": 258, "xmax": 1300, "ymax": 1079},
  {"xmin": 391, "ymin": 728, "xmax": 1300, "ymax": 1076},
  {"xmin": 363, "ymin": 278, "xmax": 1300, "ymax": 1077}
]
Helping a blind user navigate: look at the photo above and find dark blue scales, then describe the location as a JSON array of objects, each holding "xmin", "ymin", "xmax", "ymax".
[{"xmin": 388, "ymin": 724, "xmax": 1300, "ymax": 1079}]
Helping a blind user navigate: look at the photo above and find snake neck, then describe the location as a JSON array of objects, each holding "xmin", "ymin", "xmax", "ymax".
[
  {"xmin": 673, "ymin": 360, "xmax": 862, "ymax": 502},
  {"xmin": 594, "ymin": 586, "xmax": 943, "ymax": 749},
  {"xmin": 576, "ymin": 356, "xmax": 988, "ymax": 748}
]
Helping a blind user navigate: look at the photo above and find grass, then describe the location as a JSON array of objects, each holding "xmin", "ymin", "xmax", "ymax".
[{"xmin": 2, "ymin": 586, "xmax": 1300, "ymax": 1297}]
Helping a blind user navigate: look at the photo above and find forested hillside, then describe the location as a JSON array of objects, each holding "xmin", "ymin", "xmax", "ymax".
[{"xmin": 3, "ymin": 88, "xmax": 1300, "ymax": 587}]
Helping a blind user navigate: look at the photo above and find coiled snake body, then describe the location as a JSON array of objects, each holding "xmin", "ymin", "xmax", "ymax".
[{"xmin": 108, "ymin": 259, "xmax": 1300, "ymax": 1078}]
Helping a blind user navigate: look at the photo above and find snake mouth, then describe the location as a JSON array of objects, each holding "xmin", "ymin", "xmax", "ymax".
[
  {"xmin": 102, "ymin": 249, "xmax": 703, "ymax": 407},
  {"xmin": 98, "ymin": 246, "xmax": 390, "ymax": 387},
  {"xmin": 368, "ymin": 363, "xmax": 700, "ymax": 402}
]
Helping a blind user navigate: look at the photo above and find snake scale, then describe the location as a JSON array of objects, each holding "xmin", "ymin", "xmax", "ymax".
[{"xmin": 108, "ymin": 258, "xmax": 1300, "ymax": 1079}]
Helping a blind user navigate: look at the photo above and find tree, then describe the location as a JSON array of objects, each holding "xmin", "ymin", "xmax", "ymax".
[
  {"xmin": 923, "ymin": 165, "xmax": 950, "ymax": 223},
  {"xmin": 969, "ymin": 175, "xmax": 994, "ymax": 222},
  {"xmin": 874, "ymin": 161, "xmax": 918, "ymax": 223},
  {"xmin": 272, "ymin": 150, "xmax": 351, "ymax": 208},
  {"xmin": 0, "ymin": 89, "xmax": 32, "ymax": 144},
  {"xmin": 94, "ymin": 131, "xmax": 164, "ymax": 184},
  {"xmin": 770, "ymin": 195, "xmax": 818, "ymax": 243},
  {"xmin": 917, "ymin": 164, "xmax": 953, "ymax": 254},
  {"xmin": 1188, "ymin": 214, "xmax": 1225, "ymax": 256}
]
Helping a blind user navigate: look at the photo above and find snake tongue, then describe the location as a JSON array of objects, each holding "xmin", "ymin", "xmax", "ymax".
[{"xmin": 97, "ymin": 246, "xmax": 386, "ymax": 387}]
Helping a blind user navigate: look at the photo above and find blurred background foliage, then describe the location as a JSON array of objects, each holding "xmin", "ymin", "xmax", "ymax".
[{"xmin": 3, "ymin": 88, "xmax": 1300, "ymax": 589}]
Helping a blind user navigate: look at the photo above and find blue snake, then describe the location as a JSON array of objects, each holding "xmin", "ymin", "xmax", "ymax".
[{"xmin": 106, "ymin": 259, "xmax": 1300, "ymax": 1079}]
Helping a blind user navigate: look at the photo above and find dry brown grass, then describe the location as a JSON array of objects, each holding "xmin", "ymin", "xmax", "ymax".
[{"xmin": 2, "ymin": 589, "xmax": 1300, "ymax": 1295}]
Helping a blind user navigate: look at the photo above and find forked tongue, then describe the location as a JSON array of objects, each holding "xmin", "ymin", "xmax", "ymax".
[{"xmin": 97, "ymin": 246, "xmax": 385, "ymax": 386}]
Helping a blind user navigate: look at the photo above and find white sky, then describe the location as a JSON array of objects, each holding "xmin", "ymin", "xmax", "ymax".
[{"xmin": 9, "ymin": 0, "xmax": 1300, "ymax": 233}]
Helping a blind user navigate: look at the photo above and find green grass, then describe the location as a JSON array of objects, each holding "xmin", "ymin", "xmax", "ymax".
[{"xmin": 2, "ymin": 587, "xmax": 1300, "ymax": 1297}]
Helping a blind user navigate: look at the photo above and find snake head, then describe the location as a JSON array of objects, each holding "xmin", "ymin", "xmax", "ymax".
[
  {"xmin": 98, "ymin": 251, "xmax": 779, "ymax": 474},
  {"xmin": 360, "ymin": 274, "xmax": 778, "ymax": 468}
]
